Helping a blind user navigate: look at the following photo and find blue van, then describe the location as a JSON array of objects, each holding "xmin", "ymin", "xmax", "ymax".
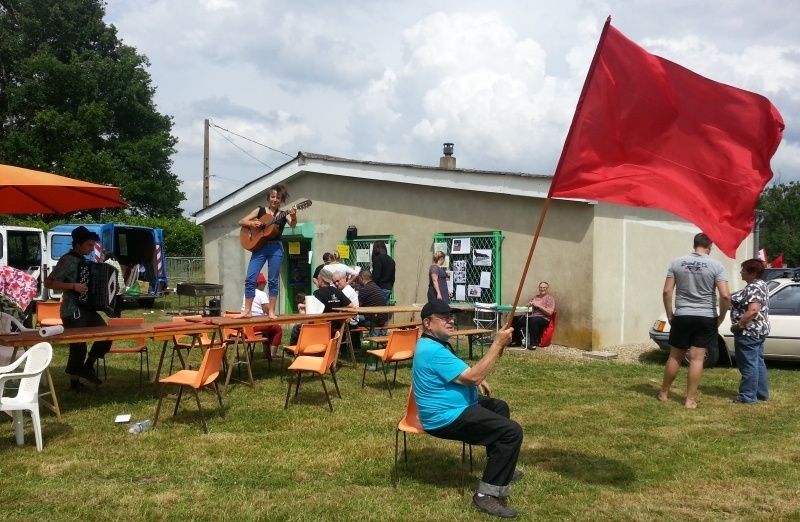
[{"xmin": 46, "ymin": 224, "xmax": 168, "ymax": 307}]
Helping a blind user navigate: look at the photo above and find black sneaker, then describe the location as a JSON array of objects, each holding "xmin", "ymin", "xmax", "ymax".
[
  {"xmin": 69, "ymin": 380, "xmax": 86, "ymax": 392},
  {"xmin": 78, "ymin": 366, "xmax": 102, "ymax": 385},
  {"xmin": 472, "ymin": 494, "xmax": 518, "ymax": 518}
]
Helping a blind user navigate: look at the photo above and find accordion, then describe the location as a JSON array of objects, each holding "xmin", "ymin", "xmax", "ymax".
[{"xmin": 76, "ymin": 261, "xmax": 118, "ymax": 315}]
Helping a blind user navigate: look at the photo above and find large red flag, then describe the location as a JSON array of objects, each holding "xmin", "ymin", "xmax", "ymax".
[
  {"xmin": 549, "ymin": 19, "xmax": 784, "ymax": 258},
  {"xmin": 771, "ymin": 253, "xmax": 784, "ymax": 268}
]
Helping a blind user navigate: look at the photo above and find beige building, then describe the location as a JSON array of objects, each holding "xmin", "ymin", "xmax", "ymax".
[{"xmin": 194, "ymin": 151, "xmax": 751, "ymax": 350}]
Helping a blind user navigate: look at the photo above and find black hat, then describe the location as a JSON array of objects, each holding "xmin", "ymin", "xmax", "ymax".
[
  {"xmin": 71, "ymin": 225, "xmax": 100, "ymax": 243},
  {"xmin": 421, "ymin": 299, "xmax": 454, "ymax": 319}
]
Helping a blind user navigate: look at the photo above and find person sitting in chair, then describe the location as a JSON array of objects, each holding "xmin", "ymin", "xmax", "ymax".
[
  {"xmin": 412, "ymin": 299, "xmax": 522, "ymax": 518},
  {"xmin": 511, "ymin": 281, "xmax": 555, "ymax": 349},
  {"xmin": 241, "ymin": 272, "xmax": 283, "ymax": 359}
]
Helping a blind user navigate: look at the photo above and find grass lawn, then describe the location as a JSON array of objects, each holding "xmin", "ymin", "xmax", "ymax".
[{"xmin": 3, "ymin": 305, "xmax": 800, "ymax": 520}]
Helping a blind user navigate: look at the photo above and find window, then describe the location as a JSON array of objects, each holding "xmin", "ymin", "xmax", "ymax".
[
  {"xmin": 7, "ymin": 231, "xmax": 42, "ymax": 269},
  {"xmin": 769, "ymin": 284, "xmax": 800, "ymax": 316}
]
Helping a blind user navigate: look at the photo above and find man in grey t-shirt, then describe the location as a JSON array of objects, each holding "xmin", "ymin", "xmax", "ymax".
[{"xmin": 658, "ymin": 233, "xmax": 730, "ymax": 409}]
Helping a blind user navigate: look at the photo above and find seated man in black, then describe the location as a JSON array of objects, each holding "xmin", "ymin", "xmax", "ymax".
[
  {"xmin": 313, "ymin": 267, "xmax": 354, "ymax": 333},
  {"xmin": 349, "ymin": 269, "xmax": 389, "ymax": 351}
]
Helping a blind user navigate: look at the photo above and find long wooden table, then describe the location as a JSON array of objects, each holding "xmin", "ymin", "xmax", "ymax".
[
  {"xmin": 186, "ymin": 312, "xmax": 357, "ymax": 392},
  {"xmin": 0, "ymin": 322, "xmax": 219, "ymax": 419}
]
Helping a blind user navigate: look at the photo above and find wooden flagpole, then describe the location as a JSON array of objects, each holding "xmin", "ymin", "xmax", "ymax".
[{"xmin": 500, "ymin": 17, "xmax": 614, "ymax": 353}]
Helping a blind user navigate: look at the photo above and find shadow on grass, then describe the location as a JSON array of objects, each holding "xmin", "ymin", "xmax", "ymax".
[
  {"xmin": 625, "ymin": 381, "xmax": 732, "ymax": 401},
  {"xmin": 524, "ymin": 447, "xmax": 637, "ymax": 489},
  {"xmin": 391, "ymin": 445, "xmax": 476, "ymax": 489},
  {"xmin": 0, "ymin": 419, "xmax": 74, "ymax": 452},
  {"xmin": 638, "ymin": 349, "xmax": 668, "ymax": 366}
]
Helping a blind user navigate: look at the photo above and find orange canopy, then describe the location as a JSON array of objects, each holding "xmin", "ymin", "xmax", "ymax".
[{"xmin": 0, "ymin": 164, "xmax": 127, "ymax": 214}]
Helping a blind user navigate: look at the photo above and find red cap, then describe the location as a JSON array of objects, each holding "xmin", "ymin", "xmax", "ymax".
[{"xmin": 256, "ymin": 273, "xmax": 267, "ymax": 284}]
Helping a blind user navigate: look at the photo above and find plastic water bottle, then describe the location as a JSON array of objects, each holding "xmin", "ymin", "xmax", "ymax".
[{"xmin": 128, "ymin": 419, "xmax": 152, "ymax": 435}]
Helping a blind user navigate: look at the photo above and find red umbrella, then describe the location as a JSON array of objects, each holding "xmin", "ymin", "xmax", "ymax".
[{"xmin": 0, "ymin": 164, "xmax": 127, "ymax": 214}]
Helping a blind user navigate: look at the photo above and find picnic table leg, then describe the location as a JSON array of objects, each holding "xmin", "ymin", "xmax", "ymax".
[
  {"xmin": 345, "ymin": 323, "xmax": 357, "ymax": 367},
  {"xmin": 40, "ymin": 368, "xmax": 62, "ymax": 420},
  {"xmin": 469, "ymin": 335, "xmax": 475, "ymax": 360},
  {"xmin": 223, "ymin": 329, "xmax": 245, "ymax": 396},
  {"xmin": 152, "ymin": 339, "xmax": 169, "ymax": 384}
]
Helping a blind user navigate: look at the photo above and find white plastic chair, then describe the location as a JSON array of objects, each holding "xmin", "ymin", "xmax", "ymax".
[
  {"xmin": 0, "ymin": 342, "xmax": 53, "ymax": 451},
  {"xmin": 473, "ymin": 303, "xmax": 499, "ymax": 331},
  {"xmin": 0, "ymin": 311, "xmax": 35, "ymax": 366}
]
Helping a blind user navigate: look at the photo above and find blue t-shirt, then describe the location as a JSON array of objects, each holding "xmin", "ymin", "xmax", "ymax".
[{"xmin": 412, "ymin": 335, "xmax": 477, "ymax": 431}]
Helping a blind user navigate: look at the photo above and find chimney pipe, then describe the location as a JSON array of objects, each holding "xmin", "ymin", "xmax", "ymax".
[{"xmin": 440, "ymin": 142, "xmax": 456, "ymax": 170}]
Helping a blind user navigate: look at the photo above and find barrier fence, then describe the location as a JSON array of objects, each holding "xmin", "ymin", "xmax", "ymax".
[{"xmin": 165, "ymin": 257, "xmax": 205, "ymax": 286}]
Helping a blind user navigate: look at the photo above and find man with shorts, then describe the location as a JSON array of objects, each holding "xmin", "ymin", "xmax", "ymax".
[{"xmin": 658, "ymin": 233, "xmax": 730, "ymax": 408}]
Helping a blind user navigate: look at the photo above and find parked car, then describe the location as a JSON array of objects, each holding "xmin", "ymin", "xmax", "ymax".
[{"xmin": 649, "ymin": 276, "xmax": 800, "ymax": 367}]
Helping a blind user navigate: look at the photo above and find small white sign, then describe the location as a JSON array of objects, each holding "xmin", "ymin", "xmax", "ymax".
[
  {"xmin": 479, "ymin": 271, "xmax": 492, "ymax": 288},
  {"xmin": 115, "ymin": 414, "xmax": 131, "ymax": 424},
  {"xmin": 356, "ymin": 249, "xmax": 371, "ymax": 263},
  {"xmin": 455, "ymin": 285, "xmax": 466, "ymax": 301},
  {"xmin": 451, "ymin": 238, "xmax": 471, "ymax": 254}
]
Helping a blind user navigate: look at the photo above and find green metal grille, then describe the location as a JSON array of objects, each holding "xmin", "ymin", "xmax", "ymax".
[
  {"xmin": 431, "ymin": 231, "xmax": 503, "ymax": 304},
  {"xmin": 339, "ymin": 235, "xmax": 396, "ymax": 303}
]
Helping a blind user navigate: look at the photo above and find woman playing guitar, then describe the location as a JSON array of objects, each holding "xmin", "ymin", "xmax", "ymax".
[{"xmin": 238, "ymin": 184, "xmax": 297, "ymax": 318}]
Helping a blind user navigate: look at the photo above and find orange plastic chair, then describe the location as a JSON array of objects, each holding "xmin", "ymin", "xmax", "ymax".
[
  {"xmin": 284, "ymin": 331, "xmax": 341, "ymax": 412},
  {"xmin": 393, "ymin": 386, "xmax": 473, "ymax": 489},
  {"xmin": 280, "ymin": 321, "xmax": 331, "ymax": 370},
  {"xmin": 35, "ymin": 301, "xmax": 62, "ymax": 327},
  {"xmin": 239, "ymin": 324, "xmax": 273, "ymax": 373},
  {"xmin": 362, "ymin": 328, "xmax": 418, "ymax": 397},
  {"xmin": 153, "ymin": 346, "xmax": 226, "ymax": 433},
  {"xmin": 98, "ymin": 317, "xmax": 149, "ymax": 387}
]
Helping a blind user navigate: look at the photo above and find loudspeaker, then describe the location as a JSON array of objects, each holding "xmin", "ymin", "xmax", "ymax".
[{"xmin": 346, "ymin": 225, "xmax": 358, "ymax": 240}]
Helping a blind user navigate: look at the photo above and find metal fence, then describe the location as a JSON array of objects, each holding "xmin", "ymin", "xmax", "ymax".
[
  {"xmin": 432, "ymin": 231, "xmax": 504, "ymax": 305},
  {"xmin": 165, "ymin": 257, "xmax": 205, "ymax": 286}
]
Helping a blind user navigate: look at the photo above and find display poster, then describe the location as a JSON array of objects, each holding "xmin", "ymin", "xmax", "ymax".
[
  {"xmin": 455, "ymin": 285, "xmax": 466, "ymax": 301},
  {"xmin": 468, "ymin": 285, "xmax": 482, "ymax": 298},
  {"xmin": 451, "ymin": 238, "xmax": 471, "ymax": 254},
  {"xmin": 337, "ymin": 244, "xmax": 350, "ymax": 260},
  {"xmin": 479, "ymin": 271, "xmax": 492, "ymax": 288},
  {"xmin": 434, "ymin": 242, "xmax": 448, "ymax": 255},
  {"xmin": 288, "ymin": 241, "xmax": 301, "ymax": 255},
  {"xmin": 473, "ymin": 249, "xmax": 492, "ymax": 266},
  {"xmin": 356, "ymin": 249, "xmax": 371, "ymax": 263}
]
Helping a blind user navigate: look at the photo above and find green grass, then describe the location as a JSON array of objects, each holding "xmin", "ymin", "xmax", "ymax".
[{"xmin": 4, "ymin": 307, "xmax": 800, "ymax": 521}]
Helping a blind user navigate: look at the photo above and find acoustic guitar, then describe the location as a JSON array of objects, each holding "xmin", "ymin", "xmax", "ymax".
[{"xmin": 239, "ymin": 199, "xmax": 312, "ymax": 252}]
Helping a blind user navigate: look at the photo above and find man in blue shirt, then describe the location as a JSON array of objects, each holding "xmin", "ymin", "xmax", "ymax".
[{"xmin": 412, "ymin": 299, "xmax": 522, "ymax": 518}]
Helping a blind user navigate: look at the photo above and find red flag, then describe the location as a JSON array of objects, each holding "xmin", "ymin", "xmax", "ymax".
[
  {"xmin": 549, "ymin": 19, "xmax": 784, "ymax": 258},
  {"xmin": 771, "ymin": 253, "xmax": 784, "ymax": 268}
]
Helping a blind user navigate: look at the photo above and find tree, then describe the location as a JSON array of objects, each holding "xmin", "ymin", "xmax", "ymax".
[
  {"xmin": 0, "ymin": 0, "xmax": 185, "ymax": 216},
  {"xmin": 758, "ymin": 182, "xmax": 800, "ymax": 267}
]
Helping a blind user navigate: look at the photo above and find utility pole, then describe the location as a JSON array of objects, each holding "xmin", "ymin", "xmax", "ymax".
[
  {"xmin": 203, "ymin": 118, "xmax": 210, "ymax": 208},
  {"xmin": 753, "ymin": 209, "xmax": 766, "ymax": 258}
]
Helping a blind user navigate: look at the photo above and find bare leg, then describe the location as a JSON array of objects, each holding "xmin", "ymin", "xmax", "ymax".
[
  {"xmin": 684, "ymin": 346, "xmax": 706, "ymax": 408},
  {"xmin": 266, "ymin": 296, "xmax": 278, "ymax": 319},
  {"xmin": 271, "ymin": 344, "xmax": 279, "ymax": 359},
  {"xmin": 238, "ymin": 297, "xmax": 253, "ymax": 318},
  {"xmin": 658, "ymin": 347, "xmax": 686, "ymax": 401}
]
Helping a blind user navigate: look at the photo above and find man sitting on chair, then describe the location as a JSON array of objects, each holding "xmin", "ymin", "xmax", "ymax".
[
  {"xmin": 241, "ymin": 272, "xmax": 283, "ymax": 360},
  {"xmin": 412, "ymin": 299, "xmax": 523, "ymax": 518}
]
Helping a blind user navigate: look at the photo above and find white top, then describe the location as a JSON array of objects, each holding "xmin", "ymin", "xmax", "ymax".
[
  {"xmin": 341, "ymin": 284, "xmax": 359, "ymax": 307},
  {"xmin": 326, "ymin": 262, "xmax": 360, "ymax": 278},
  {"xmin": 242, "ymin": 289, "xmax": 269, "ymax": 316}
]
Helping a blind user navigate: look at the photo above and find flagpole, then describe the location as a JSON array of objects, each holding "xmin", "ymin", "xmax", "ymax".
[{"xmin": 501, "ymin": 17, "xmax": 614, "ymax": 352}]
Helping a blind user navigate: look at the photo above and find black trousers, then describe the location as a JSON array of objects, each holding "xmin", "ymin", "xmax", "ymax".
[
  {"xmin": 427, "ymin": 396, "xmax": 523, "ymax": 490},
  {"xmin": 512, "ymin": 315, "xmax": 549, "ymax": 346},
  {"xmin": 62, "ymin": 309, "xmax": 112, "ymax": 374}
]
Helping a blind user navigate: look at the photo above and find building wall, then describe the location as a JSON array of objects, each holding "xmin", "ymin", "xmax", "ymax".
[
  {"xmin": 591, "ymin": 203, "xmax": 752, "ymax": 349},
  {"xmin": 203, "ymin": 170, "xmax": 596, "ymax": 347},
  {"xmin": 201, "ymin": 168, "xmax": 749, "ymax": 350}
]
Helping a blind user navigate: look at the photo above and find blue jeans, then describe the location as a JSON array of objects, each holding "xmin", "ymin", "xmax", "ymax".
[
  {"xmin": 245, "ymin": 241, "xmax": 283, "ymax": 298},
  {"xmin": 734, "ymin": 334, "xmax": 769, "ymax": 403}
]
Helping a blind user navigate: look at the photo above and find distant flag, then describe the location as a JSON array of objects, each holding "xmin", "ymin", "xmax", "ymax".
[
  {"xmin": 758, "ymin": 248, "xmax": 768, "ymax": 262},
  {"xmin": 549, "ymin": 18, "xmax": 784, "ymax": 258},
  {"xmin": 771, "ymin": 253, "xmax": 784, "ymax": 268}
]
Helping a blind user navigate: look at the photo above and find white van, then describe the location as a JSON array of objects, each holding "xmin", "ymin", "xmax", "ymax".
[{"xmin": 0, "ymin": 225, "xmax": 47, "ymax": 305}]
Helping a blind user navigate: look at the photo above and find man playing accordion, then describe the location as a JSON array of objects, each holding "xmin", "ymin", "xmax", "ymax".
[{"xmin": 45, "ymin": 226, "xmax": 112, "ymax": 391}]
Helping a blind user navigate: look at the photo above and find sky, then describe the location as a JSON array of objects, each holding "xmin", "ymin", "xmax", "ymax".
[{"xmin": 103, "ymin": 0, "xmax": 800, "ymax": 216}]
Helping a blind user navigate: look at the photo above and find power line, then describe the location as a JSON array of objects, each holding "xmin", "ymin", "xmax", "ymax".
[
  {"xmin": 210, "ymin": 121, "xmax": 294, "ymax": 158},
  {"xmin": 210, "ymin": 125, "xmax": 275, "ymax": 170}
]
